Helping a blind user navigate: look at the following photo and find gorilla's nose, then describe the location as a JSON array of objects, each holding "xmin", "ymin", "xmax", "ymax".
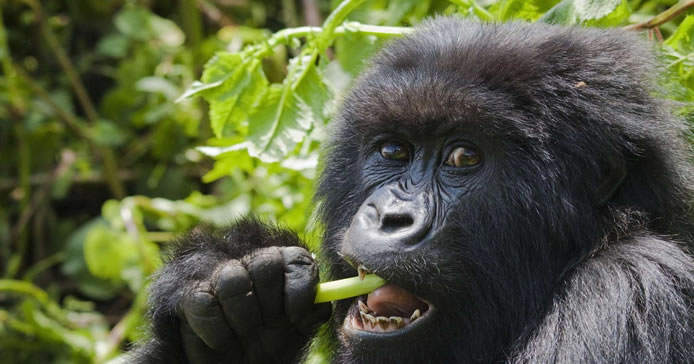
[
  {"xmin": 362, "ymin": 187, "xmax": 433, "ymax": 246},
  {"xmin": 381, "ymin": 212, "xmax": 415, "ymax": 232}
]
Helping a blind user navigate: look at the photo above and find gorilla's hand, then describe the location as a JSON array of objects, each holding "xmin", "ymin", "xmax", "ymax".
[
  {"xmin": 179, "ymin": 246, "xmax": 331, "ymax": 363},
  {"xmin": 133, "ymin": 220, "xmax": 331, "ymax": 364}
]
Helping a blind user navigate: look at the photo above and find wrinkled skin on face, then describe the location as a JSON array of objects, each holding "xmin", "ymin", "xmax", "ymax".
[{"xmin": 314, "ymin": 18, "xmax": 694, "ymax": 363}]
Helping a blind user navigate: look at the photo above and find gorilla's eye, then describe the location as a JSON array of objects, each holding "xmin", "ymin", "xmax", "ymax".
[
  {"xmin": 380, "ymin": 142, "xmax": 409, "ymax": 161},
  {"xmin": 446, "ymin": 147, "xmax": 480, "ymax": 167}
]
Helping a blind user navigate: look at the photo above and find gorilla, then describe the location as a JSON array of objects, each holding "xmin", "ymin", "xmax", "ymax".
[{"xmin": 132, "ymin": 17, "xmax": 694, "ymax": 363}]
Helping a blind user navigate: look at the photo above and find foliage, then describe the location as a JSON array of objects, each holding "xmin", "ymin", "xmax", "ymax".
[{"xmin": 0, "ymin": 0, "xmax": 691, "ymax": 362}]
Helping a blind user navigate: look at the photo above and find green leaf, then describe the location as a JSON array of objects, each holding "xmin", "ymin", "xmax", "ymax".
[
  {"xmin": 582, "ymin": 0, "xmax": 630, "ymax": 27},
  {"xmin": 176, "ymin": 80, "xmax": 225, "ymax": 102},
  {"xmin": 540, "ymin": 0, "xmax": 576, "ymax": 24},
  {"xmin": 114, "ymin": 6, "xmax": 151, "ymax": 41},
  {"xmin": 493, "ymin": 0, "xmax": 541, "ymax": 21},
  {"xmin": 96, "ymin": 34, "xmax": 129, "ymax": 58},
  {"xmin": 335, "ymin": 31, "xmax": 384, "ymax": 77},
  {"xmin": 114, "ymin": 5, "xmax": 184, "ymax": 46},
  {"xmin": 200, "ymin": 53, "xmax": 269, "ymax": 138},
  {"xmin": 540, "ymin": 0, "xmax": 628, "ymax": 26},
  {"xmin": 574, "ymin": 0, "xmax": 622, "ymax": 21},
  {"xmin": 86, "ymin": 120, "xmax": 128, "ymax": 147},
  {"xmin": 666, "ymin": 15, "xmax": 694, "ymax": 52},
  {"xmin": 245, "ymin": 54, "xmax": 331, "ymax": 162},
  {"xmin": 149, "ymin": 15, "xmax": 185, "ymax": 47},
  {"xmin": 136, "ymin": 76, "xmax": 180, "ymax": 100},
  {"xmin": 83, "ymin": 226, "xmax": 138, "ymax": 281},
  {"xmin": 61, "ymin": 219, "xmax": 124, "ymax": 300},
  {"xmin": 175, "ymin": 54, "xmax": 238, "ymax": 104}
]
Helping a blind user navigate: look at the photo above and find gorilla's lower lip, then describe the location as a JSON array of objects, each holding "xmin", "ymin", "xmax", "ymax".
[{"xmin": 344, "ymin": 285, "xmax": 432, "ymax": 335}]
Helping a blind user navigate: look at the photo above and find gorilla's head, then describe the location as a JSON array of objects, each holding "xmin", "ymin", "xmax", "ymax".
[{"xmin": 315, "ymin": 18, "xmax": 693, "ymax": 363}]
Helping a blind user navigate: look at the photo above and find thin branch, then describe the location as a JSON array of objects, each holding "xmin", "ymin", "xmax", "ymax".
[
  {"xmin": 0, "ymin": 279, "xmax": 67, "ymax": 321},
  {"xmin": 624, "ymin": 0, "xmax": 694, "ymax": 31},
  {"xmin": 197, "ymin": 0, "xmax": 235, "ymax": 26},
  {"xmin": 11, "ymin": 150, "xmax": 76, "ymax": 244},
  {"xmin": 22, "ymin": 252, "xmax": 66, "ymax": 282},
  {"xmin": 23, "ymin": 0, "xmax": 99, "ymax": 124},
  {"xmin": 302, "ymin": 0, "xmax": 323, "ymax": 27},
  {"xmin": 22, "ymin": 0, "xmax": 125, "ymax": 198},
  {"xmin": 13, "ymin": 66, "xmax": 91, "ymax": 140},
  {"xmin": 251, "ymin": 22, "xmax": 410, "ymax": 58}
]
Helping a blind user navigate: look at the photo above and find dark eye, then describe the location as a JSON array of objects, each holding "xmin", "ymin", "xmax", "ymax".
[
  {"xmin": 446, "ymin": 147, "xmax": 480, "ymax": 167},
  {"xmin": 380, "ymin": 142, "xmax": 408, "ymax": 161}
]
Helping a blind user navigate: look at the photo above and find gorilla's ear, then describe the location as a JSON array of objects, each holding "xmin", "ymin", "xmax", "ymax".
[{"xmin": 594, "ymin": 154, "xmax": 627, "ymax": 206}]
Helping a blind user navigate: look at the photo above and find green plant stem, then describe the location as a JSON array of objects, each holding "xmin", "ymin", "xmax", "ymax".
[
  {"xmin": 314, "ymin": 274, "xmax": 387, "ymax": 303},
  {"xmin": 8, "ymin": 122, "xmax": 31, "ymax": 278},
  {"xmin": 624, "ymin": 0, "xmax": 694, "ymax": 30},
  {"xmin": 341, "ymin": 22, "xmax": 414, "ymax": 36},
  {"xmin": 22, "ymin": 252, "xmax": 66, "ymax": 282},
  {"xmin": 449, "ymin": 0, "xmax": 494, "ymax": 21},
  {"xmin": 1, "ymin": 4, "xmax": 29, "ymax": 278},
  {"xmin": 9, "ymin": 150, "xmax": 74, "ymax": 278},
  {"xmin": 253, "ymin": 22, "xmax": 410, "ymax": 58},
  {"xmin": 318, "ymin": 0, "xmax": 368, "ymax": 48},
  {"xmin": 0, "ymin": 4, "xmax": 23, "ymax": 110},
  {"xmin": 0, "ymin": 279, "xmax": 66, "ymax": 320},
  {"xmin": 121, "ymin": 198, "xmax": 157, "ymax": 275}
]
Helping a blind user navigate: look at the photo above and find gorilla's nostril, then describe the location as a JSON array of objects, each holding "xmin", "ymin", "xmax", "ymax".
[{"xmin": 381, "ymin": 214, "xmax": 415, "ymax": 232}]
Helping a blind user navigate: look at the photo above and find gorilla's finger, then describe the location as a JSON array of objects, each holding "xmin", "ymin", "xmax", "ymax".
[
  {"xmin": 244, "ymin": 247, "xmax": 285, "ymax": 320},
  {"xmin": 215, "ymin": 259, "xmax": 262, "ymax": 337},
  {"xmin": 180, "ymin": 315, "xmax": 239, "ymax": 363},
  {"xmin": 281, "ymin": 246, "xmax": 320, "ymax": 319},
  {"xmin": 180, "ymin": 286, "xmax": 235, "ymax": 351},
  {"xmin": 295, "ymin": 302, "xmax": 332, "ymax": 335}
]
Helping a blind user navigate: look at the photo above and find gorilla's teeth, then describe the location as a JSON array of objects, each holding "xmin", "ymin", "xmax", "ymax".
[
  {"xmin": 410, "ymin": 309, "xmax": 421, "ymax": 321},
  {"xmin": 357, "ymin": 264, "xmax": 369, "ymax": 280},
  {"xmin": 364, "ymin": 312, "xmax": 376, "ymax": 324},
  {"xmin": 359, "ymin": 311, "xmax": 368, "ymax": 323},
  {"xmin": 377, "ymin": 316, "xmax": 389, "ymax": 329},
  {"xmin": 358, "ymin": 300, "xmax": 370, "ymax": 313},
  {"xmin": 390, "ymin": 316, "xmax": 404, "ymax": 327}
]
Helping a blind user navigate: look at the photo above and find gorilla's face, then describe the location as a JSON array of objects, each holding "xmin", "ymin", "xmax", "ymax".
[
  {"xmin": 340, "ymin": 125, "xmax": 493, "ymax": 329},
  {"xmin": 328, "ymin": 98, "xmax": 525, "ymax": 362},
  {"xmin": 316, "ymin": 20, "xmax": 619, "ymax": 363}
]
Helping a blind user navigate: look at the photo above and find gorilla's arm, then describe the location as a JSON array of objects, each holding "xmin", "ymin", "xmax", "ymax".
[
  {"xmin": 512, "ymin": 235, "xmax": 694, "ymax": 363},
  {"xmin": 130, "ymin": 218, "xmax": 331, "ymax": 363}
]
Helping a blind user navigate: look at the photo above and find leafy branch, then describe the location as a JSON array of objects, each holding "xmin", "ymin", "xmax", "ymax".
[
  {"xmin": 180, "ymin": 0, "xmax": 410, "ymax": 163},
  {"xmin": 624, "ymin": 0, "xmax": 694, "ymax": 30}
]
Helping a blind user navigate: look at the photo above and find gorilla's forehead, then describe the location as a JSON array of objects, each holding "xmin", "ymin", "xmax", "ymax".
[
  {"xmin": 338, "ymin": 18, "xmax": 649, "ymax": 142},
  {"xmin": 344, "ymin": 67, "xmax": 508, "ymax": 137}
]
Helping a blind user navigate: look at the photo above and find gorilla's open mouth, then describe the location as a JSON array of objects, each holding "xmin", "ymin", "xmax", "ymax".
[{"xmin": 346, "ymin": 283, "xmax": 431, "ymax": 334}]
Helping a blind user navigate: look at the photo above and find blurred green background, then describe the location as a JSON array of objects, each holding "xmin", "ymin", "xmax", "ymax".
[{"xmin": 0, "ymin": 0, "xmax": 692, "ymax": 362}]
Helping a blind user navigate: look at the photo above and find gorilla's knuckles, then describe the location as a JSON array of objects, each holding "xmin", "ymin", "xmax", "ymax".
[{"xmin": 244, "ymin": 247, "xmax": 285, "ymax": 320}]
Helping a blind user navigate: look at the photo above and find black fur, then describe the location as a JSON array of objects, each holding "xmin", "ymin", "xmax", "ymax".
[
  {"xmin": 318, "ymin": 18, "xmax": 694, "ymax": 363},
  {"xmin": 134, "ymin": 18, "xmax": 694, "ymax": 363}
]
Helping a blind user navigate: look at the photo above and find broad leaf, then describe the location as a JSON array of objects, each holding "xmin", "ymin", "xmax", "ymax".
[
  {"xmin": 493, "ymin": 0, "xmax": 541, "ymax": 21},
  {"xmin": 540, "ymin": 0, "xmax": 627, "ymax": 25},
  {"xmin": 574, "ymin": 0, "xmax": 622, "ymax": 21},
  {"xmin": 197, "ymin": 53, "xmax": 269, "ymax": 138},
  {"xmin": 539, "ymin": 0, "xmax": 576, "ymax": 24},
  {"xmin": 246, "ymin": 55, "xmax": 331, "ymax": 162}
]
